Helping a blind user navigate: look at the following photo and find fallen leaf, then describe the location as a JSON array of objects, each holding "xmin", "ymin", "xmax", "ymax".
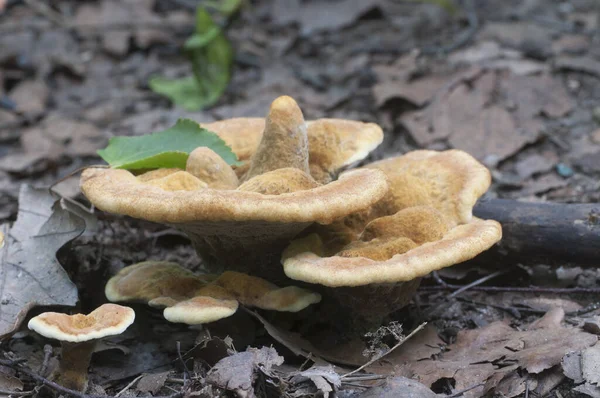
[
  {"xmin": 514, "ymin": 152, "xmax": 558, "ymax": 179},
  {"xmin": 562, "ymin": 351, "xmax": 584, "ymax": 384},
  {"xmin": 552, "ymin": 35, "xmax": 590, "ymax": 55},
  {"xmin": 582, "ymin": 345, "xmax": 600, "ymax": 386},
  {"xmin": 0, "ymin": 185, "xmax": 84, "ymax": 338},
  {"xmin": 136, "ymin": 371, "xmax": 171, "ymax": 394},
  {"xmin": 271, "ymin": 0, "xmax": 380, "ymax": 35},
  {"xmin": 367, "ymin": 308, "xmax": 596, "ymax": 398},
  {"xmin": 289, "ymin": 366, "xmax": 340, "ymax": 397},
  {"xmin": 556, "ymin": 56, "xmax": 600, "ymax": 77},
  {"xmin": 573, "ymin": 151, "xmax": 600, "ymax": 174},
  {"xmin": 520, "ymin": 174, "xmax": 568, "ymax": 196},
  {"xmin": 356, "ymin": 376, "xmax": 437, "ymax": 398},
  {"xmin": 9, "ymin": 80, "xmax": 49, "ymax": 116},
  {"xmin": 401, "ymin": 69, "xmax": 573, "ymax": 163},
  {"xmin": 207, "ymin": 347, "xmax": 284, "ymax": 398},
  {"xmin": 480, "ymin": 22, "xmax": 552, "ymax": 59}
]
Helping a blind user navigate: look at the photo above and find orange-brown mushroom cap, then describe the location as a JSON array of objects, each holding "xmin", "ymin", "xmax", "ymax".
[
  {"xmin": 27, "ymin": 304, "xmax": 135, "ymax": 343},
  {"xmin": 81, "ymin": 167, "xmax": 387, "ymax": 224},
  {"xmin": 365, "ymin": 150, "xmax": 492, "ymax": 226},
  {"xmin": 283, "ymin": 218, "xmax": 502, "ymax": 287},
  {"xmin": 106, "ymin": 262, "xmax": 322, "ymax": 324},
  {"xmin": 105, "ymin": 261, "xmax": 215, "ymax": 303},
  {"xmin": 163, "ymin": 296, "xmax": 239, "ymax": 325}
]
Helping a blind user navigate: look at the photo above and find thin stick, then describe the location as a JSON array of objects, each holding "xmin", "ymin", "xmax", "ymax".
[
  {"xmin": 447, "ymin": 382, "xmax": 485, "ymax": 397},
  {"xmin": 446, "ymin": 270, "xmax": 505, "ymax": 299},
  {"xmin": 114, "ymin": 374, "xmax": 144, "ymax": 398},
  {"xmin": 419, "ymin": 285, "xmax": 600, "ymax": 295},
  {"xmin": 0, "ymin": 359, "xmax": 183, "ymax": 398},
  {"xmin": 341, "ymin": 322, "xmax": 427, "ymax": 379}
]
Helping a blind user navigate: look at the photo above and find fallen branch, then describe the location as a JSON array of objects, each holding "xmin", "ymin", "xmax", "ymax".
[{"xmin": 472, "ymin": 198, "xmax": 600, "ymax": 266}]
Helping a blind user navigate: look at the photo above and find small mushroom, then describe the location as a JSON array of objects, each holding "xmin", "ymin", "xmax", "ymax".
[
  {"xmin": 106, "ymin": 261, "xmax": 321, "ymax": 325},
  {"xmin": 81, "ymin": 96, "xmax": 388, "ymax": 281},
  {"xmin": 282, "ymin": 150, "xmax": 502, "ymax": 323},
  {"xmin": 27, "ymin": 304, "xmax": 135, "ymax": 391}
]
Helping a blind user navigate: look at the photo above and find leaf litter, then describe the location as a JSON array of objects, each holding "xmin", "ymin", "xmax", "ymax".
[{"xmin": 0, "ymin": 185, "xmax": 86, "ymax": 338}]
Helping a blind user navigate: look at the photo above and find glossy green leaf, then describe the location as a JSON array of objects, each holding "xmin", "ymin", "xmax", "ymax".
[{"xmin": 97, "ymin": 119, "xmax": 239, "ymax": 170}]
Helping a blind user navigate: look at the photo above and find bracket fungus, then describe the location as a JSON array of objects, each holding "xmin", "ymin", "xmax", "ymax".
[
  {"xmin": 105, "ymin": 261, "xmax": 321, "ymax": 325},
  {"xmin": 81, "ymin": 96, "xmax": 387, "ymax": 280},
  {"xmin": 27, "ymin": 304, "xmax": 135, "ymax": 391},
  {"xmin": 282, "ymin": 150, "xmax": 502, "ymax": 322}
]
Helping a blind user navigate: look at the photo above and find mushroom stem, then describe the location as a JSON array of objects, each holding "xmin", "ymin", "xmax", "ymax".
[
  {"xmin": 243, "ymin": 96, "xmax": 310, "ymax": 181},
  {"xmin": 55, "ymin": 341, "xmax": 96, "ymax": 392}
]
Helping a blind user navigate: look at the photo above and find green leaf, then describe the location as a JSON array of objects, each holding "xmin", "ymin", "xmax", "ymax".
[
  {"xmin": 149, "ymin": 76, "xmax": 218, "ymax": 111},
  {"xmin": 149, "ymin": 7, "xmax": 233, "ymax": 111},
  {"xmin": 97, "ymin": 119, "xmax": 239, "ymax": 170}
]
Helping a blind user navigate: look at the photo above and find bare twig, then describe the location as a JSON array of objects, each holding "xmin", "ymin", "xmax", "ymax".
[
  {"xmin": 341, "ymin": 322, "xmax": 427, "ymax": 379},
  {"xmin": 446, "ymin": 270, "xmax": 506, "ymax": 300},
  {"xmin": 0, "ymin": 358, "xmax": 185, "ymax": 398},
  {"xmin": 114, "ymin": 374, "xmax": 144, "ymax": 398},
  {"xmin": 447, "ymin": 382, "xmax": 486, "ymax": 397},
  {"xmin": 38, "ymin": 345, "xmax": 53, "ymax": 377},
  {"xmin": 419, "ymin": 285, "xmax": 600, "ymax": 295}
]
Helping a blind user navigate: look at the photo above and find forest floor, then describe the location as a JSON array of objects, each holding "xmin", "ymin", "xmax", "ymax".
[{"xmin": 1, "ymin": 0, "xmax": 600, "ymax": 397}]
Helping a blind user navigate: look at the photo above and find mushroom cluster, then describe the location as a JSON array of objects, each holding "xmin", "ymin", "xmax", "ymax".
[
  {"xmin": 80, "ymin": 95, "xmax": 502, "ymax": 328},
  {"xmin": 105, "ymin": 261, "xmax": 321, "ymax": 325},
  {"xmin": 81, "ymin": 96, "xmax": 387, "ymax": 281}
]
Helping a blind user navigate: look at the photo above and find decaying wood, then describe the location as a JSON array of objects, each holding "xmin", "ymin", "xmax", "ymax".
[{"xmin": 473, "ymin": 198, "xmax": 600, "ymax": 266}]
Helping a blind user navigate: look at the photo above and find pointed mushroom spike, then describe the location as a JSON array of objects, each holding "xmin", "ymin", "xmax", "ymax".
[
  {"xmin": 163, "ymin": 296, "xmax": 239, "ymax": 324},
  {"xmin": 186, "ymin": 147, "xmax": 239, "ymax": 189},
  {"xmin": 244, "ymin": 96, "xmax": 309, "ymax": 180}
]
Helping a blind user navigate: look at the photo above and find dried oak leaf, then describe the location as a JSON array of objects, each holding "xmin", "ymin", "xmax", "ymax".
[
  {"xmin": 400, "ymin": 69, "xmax": 573, "ymax": 164},
  {"xmin": 367, "ymin": 308, "xmax": 596, "ymax": 398},
  {"xmin": 288, "ymin": 366, "xmax": 341, "ymax": 397},
  {"xmin": 0, "ymin": 185, "xmax": 84, "ymax": 338},
  {"xmin": 207, "ymin": 347, "xmax": 284, "ymax": 398}
]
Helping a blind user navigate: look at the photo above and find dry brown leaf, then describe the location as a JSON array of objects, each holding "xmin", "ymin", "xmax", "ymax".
[
  {"xmin": 366, "ymin": 309, "xmax": 596, "ymax": 398},
  {"xmin": 400, "ymin": 69, "xmax": 573, "ymax": 164},
  {"xmin": 207, "ymin": 347, "xmax": 284, "ymax": 398},
  {"xmin": 357, "ymin": 376, "xmax": 437, "ymax": 398},
  {"xmin": 9, "ymin": 80, "xmax": 49, "ymax": 116}
]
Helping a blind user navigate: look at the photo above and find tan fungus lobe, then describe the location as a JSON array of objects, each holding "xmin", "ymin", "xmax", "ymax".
[
  {"xmin": 142, "ymin": 170, "xmax": 208, "ymax": 191},
  {"xmin": 163, "ymin": 296, "xmax": 239, "ymax": 325},
  {"xmin": 283, "ymin": 218, "xmax": 501, "ymax": 287},
  {"xmin": 237, "ymin": 168, "xmax": 320, "ymax": 195},
  {"xmin": 105, "ymin": 262, "xmax": 322, "ymax": 324},
  {"xmin": 136, "ymin": 168, "xmax": 180, "ymax": 182},
  {"xmin": 365, "ymin": 150, "xmax": 492, "ymax": 225},
  {"xmin": 244, "ymin": 95, "xmax": 310, "ymax": 180},
  {"xmin": 186, "ymin": 147, "xmax": 239, "ymax": 189},
  {"xmin": 27, "ymin": 304, "xmax": 135, "ymax": 343},
  {"xmin": 105, "ymin": 261, "xmax": 215, "ymax": 303}
]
